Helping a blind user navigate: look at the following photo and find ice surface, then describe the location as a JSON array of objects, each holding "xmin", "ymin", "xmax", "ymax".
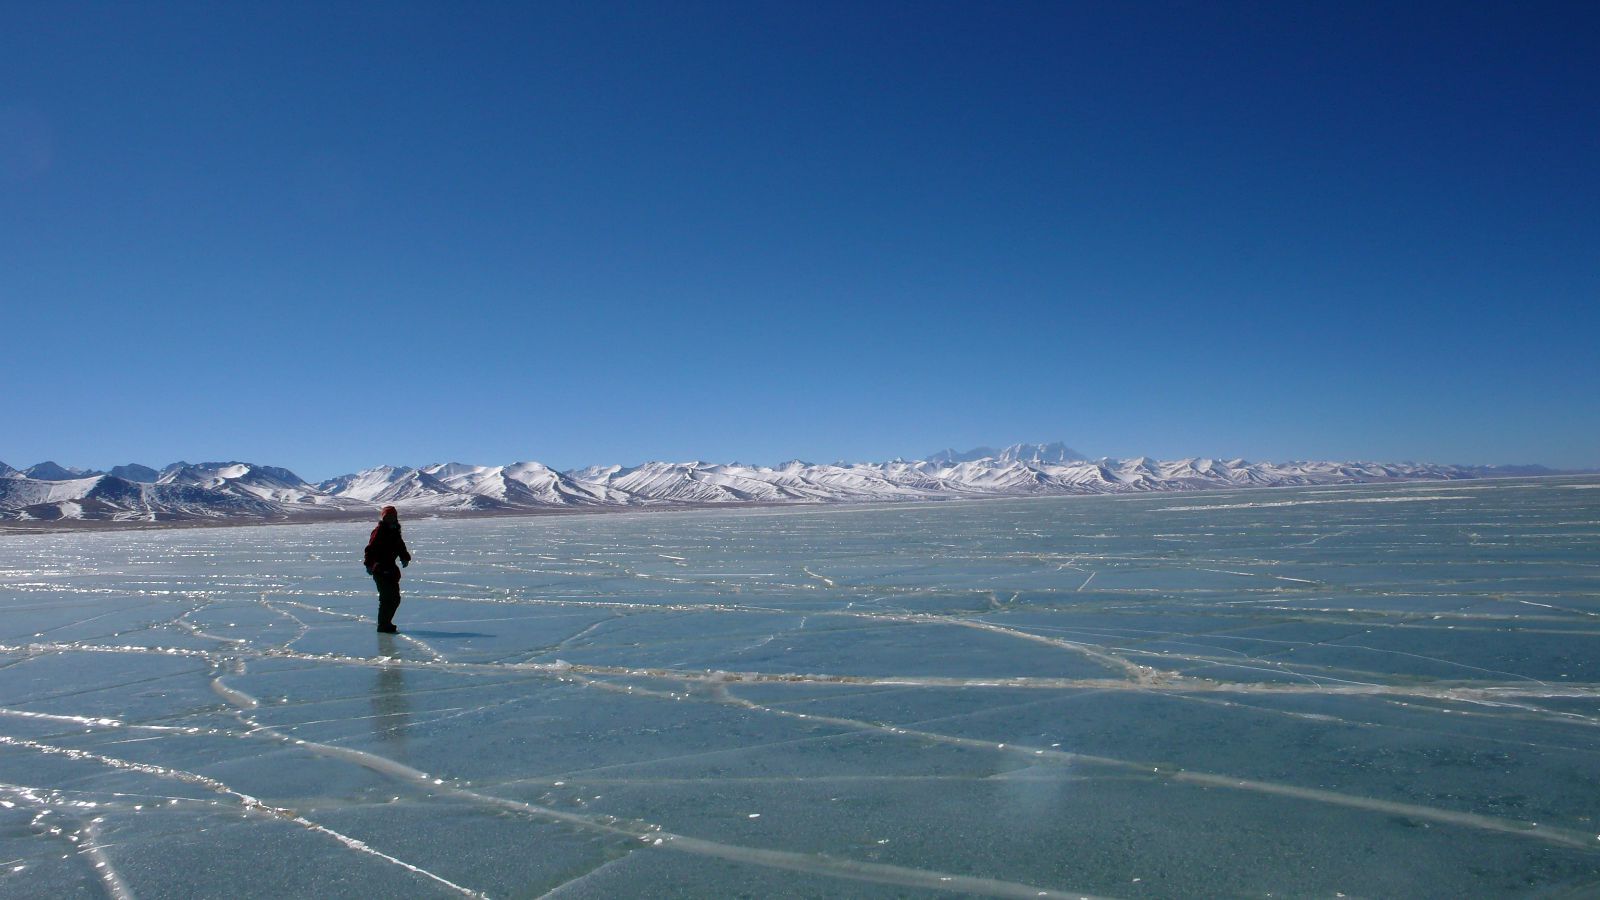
[{"xmin": 0, "ymin": 476, "xmax": 1598, "ymax": 897}]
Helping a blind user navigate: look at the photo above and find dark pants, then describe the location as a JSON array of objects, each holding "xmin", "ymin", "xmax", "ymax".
[{"xmin": 373, "ymin": 574, "xmax": 401, "ymax": 629}]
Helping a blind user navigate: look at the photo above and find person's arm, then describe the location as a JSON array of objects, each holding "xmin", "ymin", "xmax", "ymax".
[{"xmin": 399, "ymin": 537, "xmax": 412, "ymax": 567}]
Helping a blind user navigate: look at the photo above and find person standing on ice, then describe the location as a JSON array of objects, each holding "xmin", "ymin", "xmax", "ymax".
[{"xmin": 363, "ymin": 505, "xmax": 412, "ymax": 633}]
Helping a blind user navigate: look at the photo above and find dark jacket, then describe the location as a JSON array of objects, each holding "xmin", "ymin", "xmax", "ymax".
[{"xmin": 364, "ymin": 520, "xmax": 411, "ymax": 580}]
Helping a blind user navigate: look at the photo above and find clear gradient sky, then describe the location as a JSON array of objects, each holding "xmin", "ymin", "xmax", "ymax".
[{"xmin": 3, "ymin": 2, "xmax": 1597, "ymax": 479}]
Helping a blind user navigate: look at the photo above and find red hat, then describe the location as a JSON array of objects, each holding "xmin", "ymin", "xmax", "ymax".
[{"xmin": 380, "ymin": 506, "xmax": 398, "ymax": 520}]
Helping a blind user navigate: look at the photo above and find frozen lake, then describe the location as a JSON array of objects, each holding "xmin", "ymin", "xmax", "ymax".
[{"xmin": 1, "ymin": 476, "xmax": 1598, "ymax": 897}]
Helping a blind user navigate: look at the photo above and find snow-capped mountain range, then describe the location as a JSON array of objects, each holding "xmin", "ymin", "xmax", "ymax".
[{"xmin": 0, "ymin": 444, "xmax": 1562, "ymax": 524}]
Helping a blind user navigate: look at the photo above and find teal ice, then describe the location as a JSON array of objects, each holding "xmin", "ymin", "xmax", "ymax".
[{"xmin": 1, "ymin": 477, "xmax": 1597, "ymax": 897}]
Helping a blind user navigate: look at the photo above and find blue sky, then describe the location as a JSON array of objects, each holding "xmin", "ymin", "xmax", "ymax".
[{"xmin": 3, "ymin": 1, "xmax": 1596, "ymax": 479}]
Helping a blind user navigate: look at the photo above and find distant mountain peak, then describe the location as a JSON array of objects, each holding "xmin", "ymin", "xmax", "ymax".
[
  {"xmin": 108, "ymin": 463, "xmax": 160, "ymax": 483},
  {"xmin": 23, "ymin": 461, "xmax": 101, "ymax": 481},
  {"xmin": 926, "ymin": 442, "xmax": 1085, "ymax": 466}
]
